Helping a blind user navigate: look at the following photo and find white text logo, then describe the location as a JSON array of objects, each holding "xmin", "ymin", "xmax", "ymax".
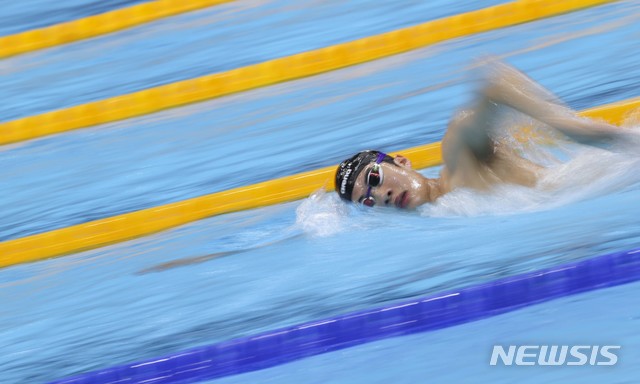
[
  {"xmin": 490, "ymin": 345, "xmax": 621, "ymax": 366},
  {"xmin": 340, "ymin": 168, "xmax": 352, "ymax": 194}
]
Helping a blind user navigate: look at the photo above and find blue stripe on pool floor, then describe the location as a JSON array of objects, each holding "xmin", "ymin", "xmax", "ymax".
[{"xmin": 49, "ymin": 247, "xmax": 640, "ymax": 384}]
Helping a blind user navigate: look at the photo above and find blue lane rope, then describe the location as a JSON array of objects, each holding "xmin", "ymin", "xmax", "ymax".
[{"xmin": 50, "ymin": 247, "xmax": 640, "ymax": 384}]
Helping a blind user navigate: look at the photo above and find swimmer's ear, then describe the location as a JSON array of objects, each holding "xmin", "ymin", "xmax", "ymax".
[{"xmin": 393, "ymin": 155, "xmax": 412, "ymax": 168}]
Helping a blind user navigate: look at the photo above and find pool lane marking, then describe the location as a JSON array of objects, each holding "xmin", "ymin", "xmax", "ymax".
[
  {"xmin": 0, "ymin": 96, "xmax": 638, "ymax": 269},
  {"xmin": 0, "ymin": 0, "xmax": 618, "ymax": 146},
  {"xmin": 0, "ymin": 0, "xmax": 235, "ymax": 60},
  {"xmin": 49, "ymin": 247, "xmax": 640, "ymax": 383}
]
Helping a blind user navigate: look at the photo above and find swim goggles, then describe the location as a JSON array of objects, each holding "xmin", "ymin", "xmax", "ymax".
[{"xmin": 359, "ymin": 152, "xmax": 386, "ymax": 207}]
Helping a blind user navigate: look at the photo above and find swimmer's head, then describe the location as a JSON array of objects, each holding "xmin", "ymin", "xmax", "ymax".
[
  {"xmin": 335, "ymin": 150, "xmax": 429, "ymax": 209},
  {"xmin": 335, "ymin": 150, "xmax": 394, "ymax": 202}
]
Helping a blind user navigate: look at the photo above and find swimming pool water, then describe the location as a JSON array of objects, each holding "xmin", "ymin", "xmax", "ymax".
[
  {"xmin": 209, "ymin": 281, "xmax": 640, "ymax": 384},
  {"xmin": 0, "ymin": 0, "xmax": 639, "ymax": 383},
  {"xmin": 1, "ymin": 1, "xmax": 639, "ymax": 241},
  {"xmin": 0, "ymin": 0, "xmax": 508, "ymax": 122},
  {"xmin": 0, "ymin": 0, "xmax": 149, "ymax": 37}
]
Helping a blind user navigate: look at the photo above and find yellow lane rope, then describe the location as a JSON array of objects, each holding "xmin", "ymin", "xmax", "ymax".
[
  {"xmin": 1, "ymin": 97, "xmax": 638, "ymax": 269},
  {"xmin": 0, "ymin": 0, "xmax": 235, "ymax": 59},
  {"xmin": 0, "ymin": 0, "xmax": 617, "ymax": 146}
]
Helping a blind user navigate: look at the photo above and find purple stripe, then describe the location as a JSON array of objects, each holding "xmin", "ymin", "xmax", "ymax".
[{"xmin": 50, "ymin": 247, "xmax": 640, "ymax": 384}]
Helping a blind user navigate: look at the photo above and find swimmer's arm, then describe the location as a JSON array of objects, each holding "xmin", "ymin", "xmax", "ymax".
[
  {"xmin": 481, "ymin": 61, "xmax": 625, "ymax": 147},
  {"xmin": 442, "ymin": 62, "xmax": 536, "ymax": 170},
  {"xmin": 443, "ymin": 60, "xmax": 628, "ymax": 172},
  {"xmin": 441, "ymin": 90, "xmax": 503, "ymax": 173}
]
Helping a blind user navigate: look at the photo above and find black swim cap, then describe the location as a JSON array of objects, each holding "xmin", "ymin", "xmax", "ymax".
[{"xmin": 335, "ymin": 150, "xmax": 393, "ymax": 201}]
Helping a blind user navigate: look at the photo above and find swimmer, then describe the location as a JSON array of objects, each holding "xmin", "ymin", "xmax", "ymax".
[{"xmin": 335, "ymin": 60, "xmax": 630, "ymax": 209}]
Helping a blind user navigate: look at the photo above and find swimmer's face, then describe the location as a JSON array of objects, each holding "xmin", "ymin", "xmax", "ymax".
[{"xmin": 351, "ymin": 155, "xmax": 427, "ymax": 210}]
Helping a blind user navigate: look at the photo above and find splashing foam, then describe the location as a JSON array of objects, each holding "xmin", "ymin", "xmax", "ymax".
[{"xmin": 295, "ymin": 188, "xmax": 352, "ymax": 237}]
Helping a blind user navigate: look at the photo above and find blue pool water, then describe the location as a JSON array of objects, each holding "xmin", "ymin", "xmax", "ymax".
[
  {"xmin": 1, "ymin": 0, "xmax": 639, "ymax": 241},
  {"xmin": 0, "ymin": 0, "xmax": 150, "ymax": 37},
  {"xmin": 1, "ymin": 0, "xmax": 639, "ymax": 383},
  {"xmin": 0, "ymin": 0, "xmax": 508, "ymax": 122},
  {"xmin": 211, "ymin": 281, "xmax": 640, "ymax": 384}
]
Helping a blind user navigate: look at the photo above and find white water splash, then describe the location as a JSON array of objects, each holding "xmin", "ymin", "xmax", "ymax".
[{"xmin": 295, "ymin": 188, "xmax": 353, "ymax": 237}]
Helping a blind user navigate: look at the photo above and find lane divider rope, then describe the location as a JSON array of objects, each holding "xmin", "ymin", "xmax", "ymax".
[
  {"xmin": 1, "ymin": 97, "xmax": 638, "ymax": 269},
  {"xmin": 49, "ymin": 247, "xmax": 640, "ymax": 383},
  {"xmin": 0, "ymin": 0, "xmax": 618, "ymax": 146},
  {"xmin": 0, "ymin": 0, "xmax": 235, "ymax": 59}
]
